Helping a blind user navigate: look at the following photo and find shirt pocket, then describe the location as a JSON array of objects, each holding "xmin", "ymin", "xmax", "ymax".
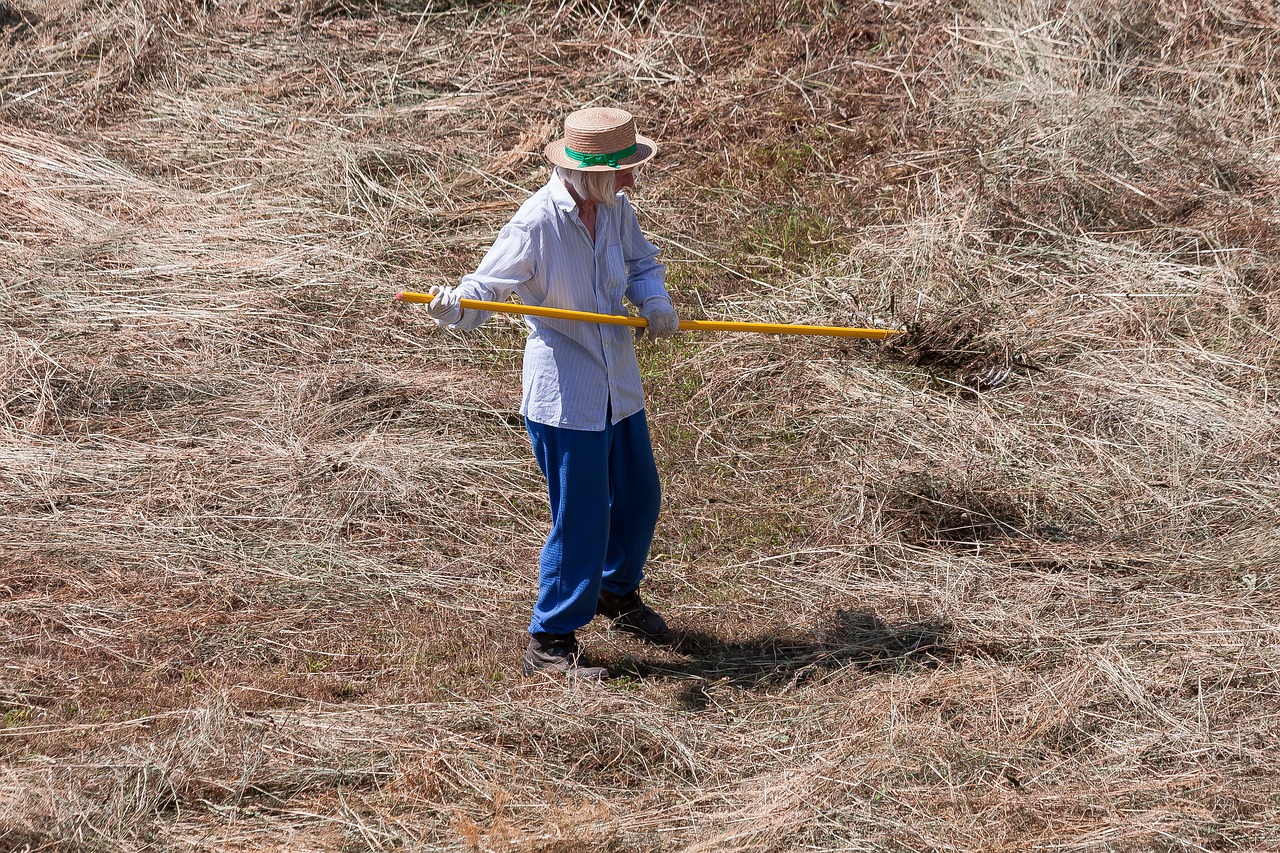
[{"xmin": 601, "ymin": 242, "xmax": 627, "ymax": 307}]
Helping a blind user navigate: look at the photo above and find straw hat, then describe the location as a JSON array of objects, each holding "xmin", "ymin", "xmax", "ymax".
[{"xmin": 544, "ymin": 107, "xmax": 657, "ymax": 172}]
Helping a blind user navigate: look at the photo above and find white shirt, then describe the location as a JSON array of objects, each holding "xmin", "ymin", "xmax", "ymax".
[{"xmin": 453, "ymin": 171, "xmax": 670, "ymax": 431}]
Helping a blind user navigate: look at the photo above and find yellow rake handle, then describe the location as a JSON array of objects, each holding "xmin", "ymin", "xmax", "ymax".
[{"xmin": 395, "ymin": 291, "xmax": 899, "ymax": 340}]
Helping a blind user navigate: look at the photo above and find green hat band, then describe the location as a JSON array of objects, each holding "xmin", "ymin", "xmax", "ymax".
[{"xmin": 564, "ymin": 144, "xmax": 637, "ymax": 169}]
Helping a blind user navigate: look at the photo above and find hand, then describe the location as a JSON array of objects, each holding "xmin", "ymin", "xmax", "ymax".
[
  {"xmin": 424, "ymin": 284, "xmax": 463, "ymax": 327},
  {"xmin": 640, "ymin": 297, "xmax": 679, "ymax": 342}
]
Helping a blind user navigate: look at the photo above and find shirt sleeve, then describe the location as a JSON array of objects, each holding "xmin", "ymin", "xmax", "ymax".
[
  {"xmin": 619, "ymin": 196, "xmax": 668, "ymax": 308},
  {"xmin": 453, "ymin": 222, "xmax": 535, "ymax": 332}
]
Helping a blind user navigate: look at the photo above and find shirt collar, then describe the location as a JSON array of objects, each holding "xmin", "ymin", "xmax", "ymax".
[{"xmin": 549, "ymin": 170, "xmax": 580, "ymax": 214}]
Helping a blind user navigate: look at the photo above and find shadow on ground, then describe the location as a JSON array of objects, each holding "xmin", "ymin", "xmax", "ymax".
[{"xmin": 602, "ymin": 609, "xmax": 950, "ymax": 709}]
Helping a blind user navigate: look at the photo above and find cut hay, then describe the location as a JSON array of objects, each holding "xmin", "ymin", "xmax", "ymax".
[{"xmin": 2, "ymin": 0, "xmax": 1279, "ymax": 850}]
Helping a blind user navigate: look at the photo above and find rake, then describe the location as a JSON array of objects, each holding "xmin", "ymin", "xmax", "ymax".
[{"xmin": 395, "ymin": 291, "xmax": 900, "ymax": 340}]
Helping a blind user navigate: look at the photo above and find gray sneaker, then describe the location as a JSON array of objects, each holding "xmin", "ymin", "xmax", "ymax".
[
  {"xmin": 522, "ymin": 632, "xmax": 609, "ymax": 679},
  {"xmin": 596, "ymin": 588, "xmax": 670, "ymax": 642}
]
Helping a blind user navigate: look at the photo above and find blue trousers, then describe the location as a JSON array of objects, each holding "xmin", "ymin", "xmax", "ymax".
[{"xmin": 525, "ymin": 410, "xmax": 661, "ymax": 635}]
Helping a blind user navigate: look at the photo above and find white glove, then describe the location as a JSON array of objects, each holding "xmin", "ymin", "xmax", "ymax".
[
  {"xmin": 640, "ymin": 296, "xmax": 679, "ymax": 342},
  {"xmin": 424, "ymin": 284, "xmax": 463, "ymax": 327}
]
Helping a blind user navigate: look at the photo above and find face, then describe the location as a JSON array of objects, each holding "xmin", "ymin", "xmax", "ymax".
[{"xmin": 613, "ymin": 168, "xmax": 636, "ymax": 194}]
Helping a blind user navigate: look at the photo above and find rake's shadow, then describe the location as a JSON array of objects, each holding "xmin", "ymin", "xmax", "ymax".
[{"xmin": 605, "ymin": 608, "xmax": 950, "ymax": 709}]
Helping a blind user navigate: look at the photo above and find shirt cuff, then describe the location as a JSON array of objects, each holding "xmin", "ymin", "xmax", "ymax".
[{"xmin": 640, "ymin": 293, "xmax": 673, "ymax": 311}]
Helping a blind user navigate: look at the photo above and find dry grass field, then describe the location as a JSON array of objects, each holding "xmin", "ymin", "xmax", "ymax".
[{"xmin": 3, "ymin": 0, "xmax": 1280, "ymax": 849}]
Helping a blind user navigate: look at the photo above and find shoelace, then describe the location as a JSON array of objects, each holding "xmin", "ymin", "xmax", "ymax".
[
  {"xmin": 616, "ymin": 592, "xmax": 643, "ymax": 612},
  {"xmin": 544, "ymin": 637, "xmax": 578, "ymax": 657}
]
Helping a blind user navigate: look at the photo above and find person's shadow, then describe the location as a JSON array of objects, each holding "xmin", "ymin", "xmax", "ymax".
[{"xmin": 602, "ymin": 608, "xmax": 950, "ymax": 709}]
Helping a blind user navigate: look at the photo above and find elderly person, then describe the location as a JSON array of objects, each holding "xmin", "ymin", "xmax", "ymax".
[{"xmin": 422, "ymin": 107, "xmax": 680, "ymax": 679}]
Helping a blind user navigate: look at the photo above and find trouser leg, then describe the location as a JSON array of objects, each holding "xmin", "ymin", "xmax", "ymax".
[
  {"xmin": 525, "ymin": 419, "xmax": 610, "ymax": 635},
  {"xmin": 600, "ymin": 410, "xmax": 661, "ymax": 596}
]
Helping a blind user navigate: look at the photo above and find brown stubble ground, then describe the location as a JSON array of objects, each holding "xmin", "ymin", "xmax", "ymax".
[{"xmin": 2, "ymin": 0, "xmax": 1280, "ymax": 850}]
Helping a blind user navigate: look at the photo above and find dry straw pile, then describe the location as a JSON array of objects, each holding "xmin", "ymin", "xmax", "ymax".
[{"xmin": 2, "ymin": 0, "xmax": 1279, "ymax": 849}]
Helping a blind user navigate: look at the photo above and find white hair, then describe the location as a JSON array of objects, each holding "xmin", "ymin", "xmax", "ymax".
[{"xmin": 556, "ymin": 166, "xmax": 627, "ymax": 208}]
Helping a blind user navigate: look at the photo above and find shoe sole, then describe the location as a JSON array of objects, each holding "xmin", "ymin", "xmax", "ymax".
[{"xmin": 523, "ymin": 661, "xmax": 609, "ymax": 679}]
